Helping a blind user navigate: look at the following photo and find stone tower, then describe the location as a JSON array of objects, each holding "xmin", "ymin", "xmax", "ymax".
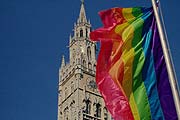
[{"xmin": 57, "ymin": 1, "xmax": 111, "ymax": 120}]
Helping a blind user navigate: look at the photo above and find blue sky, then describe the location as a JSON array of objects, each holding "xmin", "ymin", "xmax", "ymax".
[{"xmin": 0, "ymin": 0, "xmax": 179, "ymax": 120}]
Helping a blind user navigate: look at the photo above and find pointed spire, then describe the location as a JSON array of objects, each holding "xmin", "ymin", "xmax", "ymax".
[
  {"xmin": 81, "ymin": 0, "xmax": 84, "ymax": 4},
  {"xmin": 69, "ymin": 34, "xmax": 72, "ymax": 44},
  {"xmin": 88, "ymin": 19, "xmax": 90, "ymax": 24},
  {"xmin": 74, "ymin": 22, "xmax": 76, "ymax": 28},
  {"xmin": 61, "ymin": 55, "xmax": 65, "ymax": 68},
  {"xmin": 78, "ymin": 0, "xmax": 87, "ymax": 23}
]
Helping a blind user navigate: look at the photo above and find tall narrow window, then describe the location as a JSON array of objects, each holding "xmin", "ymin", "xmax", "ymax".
[
  {"xmin": 84, "ymin": 99, "xmax": 91, "ymax": 114},
  {"xmin": 87, "ymin": 46, "xmax": 91, "ymax": 60},
  {"xmin": 87, "ymin": 100, "xmax": 91, "ymax": 114},
  {"xmin": 86, "ymin": 28, "xmax": 88, "ymax": 37},
  {"xmin": 97, "ymin": 103, "xmax": 101, "ymax": 117},
  {"xmin": 104, "ymin": 107, "xmax": 108, "ymax": 120},
  {"xmin": 94, "ymin": 103, "xmax": 101, "ymax": 117},
  {"xmin": 94, "ymin": 44, "xmax": 97, "ymax": 56},
  {"xmin": 80, "ymin": 29, "xmax": 83, "ymax": 37}
]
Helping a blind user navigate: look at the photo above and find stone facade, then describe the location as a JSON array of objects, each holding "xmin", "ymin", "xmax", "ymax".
[{"xmin": 57, "ymin": 1, "xmax": 112, "ymax": 120}]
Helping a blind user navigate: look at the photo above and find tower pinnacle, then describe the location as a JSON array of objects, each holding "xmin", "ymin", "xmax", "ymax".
[
  {"xmin": 61, "ymin": 55, "xmax": 65, "ymax": 68},
  {"xmin": 81, "ymin": 0, "xmax": 84, "ymax": 4},
  {"xmin": 78, "ymin": 0, "xmax": 87, "ymax": 23}
]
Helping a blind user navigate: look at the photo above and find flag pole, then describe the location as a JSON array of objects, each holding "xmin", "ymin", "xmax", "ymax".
[{"xmin": 151, "ymin": 0, "xmax": 180, "ymax": 118}]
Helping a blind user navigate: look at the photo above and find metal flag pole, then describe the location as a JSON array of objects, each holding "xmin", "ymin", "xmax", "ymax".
[{"xmin": 151, "ymin": 0, "xmax": 180, "ymax": 119}]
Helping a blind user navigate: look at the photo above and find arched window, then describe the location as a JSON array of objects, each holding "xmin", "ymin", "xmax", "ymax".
[
  {"xmin": 86, "ymin": 99, "xmax": 91, "ymax": 114},
  {"xmin": 94, "ymin": 103, "xmax": 101, "ymax": 117},
  {"xmin": 80, "ymin": 29, "xmax": 83, "ymax": 37},
  {"xmin": 87, "ymin": 46, "xmax": 91, "ymax": 60},
  {"xmin": 83, "ymin": 99, "xmax": 91, "ymax": 114},
  {"xmin": 86, "ymin": 28, "xmax": 88, "ymax": 37},
  {"xmin": 104, "ymin": 107, "xmax": 108, "ymax": 120},
  {"xmin": 94, "ymin": 44, "xmax": 97, "ymax": 56},
  {"xmin": 97, "ymin": 103, "xmax": 101, "ymax": 117}
]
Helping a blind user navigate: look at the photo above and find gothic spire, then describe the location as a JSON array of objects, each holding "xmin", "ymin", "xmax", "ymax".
[
  {"xmin": 61, "ymin": 55, "xmax": 65, "ymax": 68},
  {"xmin": 69, "ymin": 34, "xmax": 72, "ymax": 44},
  {"xmin": 78, "ymin": 0, "xmax": 87, "ymax": 23}
]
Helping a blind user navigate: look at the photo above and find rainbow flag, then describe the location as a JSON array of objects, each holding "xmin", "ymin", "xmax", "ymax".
[{"xmin": 90, "ymin": 7, "xmax": 177, "ymax": 120}]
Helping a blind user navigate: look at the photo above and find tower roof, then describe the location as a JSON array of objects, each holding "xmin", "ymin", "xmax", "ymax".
[{"xmin": 78, "ymin": 0, "xmax": 87, "ymax": 23}]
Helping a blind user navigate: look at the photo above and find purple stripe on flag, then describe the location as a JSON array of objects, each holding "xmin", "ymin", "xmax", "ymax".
[{"xmin": 152, "ymin": 23, "xmax": 177, "ymax": 120}]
